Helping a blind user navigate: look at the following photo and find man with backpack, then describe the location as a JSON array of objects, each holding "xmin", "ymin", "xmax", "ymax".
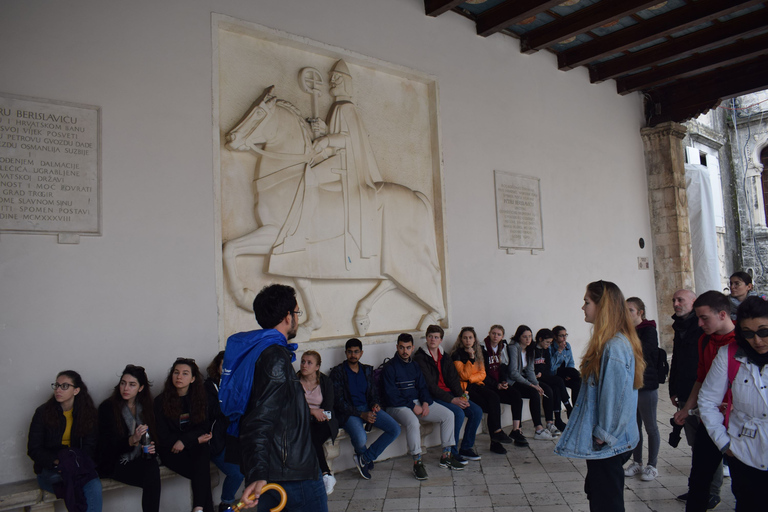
[
  {"xmin": 673, "ymin": 291, "xmax": 736, "ymax": 511},
  {"xmin": 329, "ymin": 338, "xmax": 400, "ymax": 480},
  {"xmin": 219, "ymin": 284, "xmax": 326, "ymax": 511}
]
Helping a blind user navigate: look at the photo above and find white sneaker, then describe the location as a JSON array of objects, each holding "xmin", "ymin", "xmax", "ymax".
[
  {"xmin": 624, "ymin": 461, "xmax": 643, "ymax": 477},
  {"xmin": 533, "ymin": 428, "xmax": 553, "ymax": 440},
  {"xmin": 323, "ymin": 473, "xmax": 336, "ymax": 495},
  {"xmin": 640, "ymin": 465, "xmax": 658, "ymax": 481},
  {"xmin": 546, "ymin": 424, "xmax": 562, "ymax": 436}
]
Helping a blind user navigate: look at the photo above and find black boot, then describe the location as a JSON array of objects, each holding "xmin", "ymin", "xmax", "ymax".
[{"xmin": 490, "ymin": 441, "xmax": 507, "ymax": 454}]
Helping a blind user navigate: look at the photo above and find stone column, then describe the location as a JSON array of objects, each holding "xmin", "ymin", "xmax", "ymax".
[{"xmin": 641, "ymin": 122, "xmax": 695, "ymax": 349}]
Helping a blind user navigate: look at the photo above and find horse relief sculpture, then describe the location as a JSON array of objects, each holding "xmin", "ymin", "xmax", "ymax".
[{"xmin": 223, "ymin": 60, "xmax": 446, "ymax": 341}]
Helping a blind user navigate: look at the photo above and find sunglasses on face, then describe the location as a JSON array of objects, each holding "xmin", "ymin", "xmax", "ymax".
[{"xmin": 741, "ymin": 328, "xmax": 768, "ymax": 340}]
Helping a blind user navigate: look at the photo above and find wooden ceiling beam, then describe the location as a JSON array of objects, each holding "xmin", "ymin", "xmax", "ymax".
[
  {"xmin": 617, "ymin": 33, "xmax": 768, "ymax": 95},
  {"xmin": 475, "ymin": 0, "xmax": 563, "ymax": 38},
  {"xmin": 558, "ymin": 0, "xmax": 764, "ymax": 70},
  {"xmin": 647, "ymin": 55, "xmax": 768, "ymax": 125},
  {"xmin": 519, "ymin": 0, "xmax": 662, "ymax": 54},
  {"xmin": 589, "ymin": 9, "xmax": 768, "ymax": 83},
  {"xmin": 424, "ymin": 0, "xmax": 465, "ymax": 18}
]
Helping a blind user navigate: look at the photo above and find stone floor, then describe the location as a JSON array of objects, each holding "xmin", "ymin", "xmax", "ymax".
[{"xmin": 326, "ymin": 383, "xmax": 737, "ymax": 511}]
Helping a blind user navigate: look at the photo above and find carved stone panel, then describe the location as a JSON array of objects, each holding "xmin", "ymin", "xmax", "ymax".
[{"xmin": 214, "ymin": 17, "xmax": 448, "ymax": 345}]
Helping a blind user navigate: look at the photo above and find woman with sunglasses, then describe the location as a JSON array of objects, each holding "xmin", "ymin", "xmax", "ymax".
[
  {"xmin": 98, "ymin": 365, "xmax": 160, "ymax": 512},
  {"xmin": 154, "ymin": 358, "xmax": 214, "ymax": 512},
  {"xmin": 27, "ymin": 370, "xmax": 102, "ymax": 512},
  {"xmin": 698, "ymin": 296, "xmax": 768, "ymax": 510}
]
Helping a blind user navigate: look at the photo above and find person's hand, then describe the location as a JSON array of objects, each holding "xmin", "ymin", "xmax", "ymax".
[
  {"xmin": 451, "ymin": 397, "xmax": 469, "ymax": 409},
  {"xmin": 420, "ymin": 403, "xmax": 430, "ymax": 417},
  {"xmin": 198, "ymin": 433, "xmax": 212, "ymax": 444},
  {"xmin": 372, "ymin": 404, "xmax": 381, "ymax": 413},
  {"xmin": 725, "ymin": 448, "xmax": 735, "ymax": 458},
  {"xmin": 671, "ymin": 395, "xmax": 679, "ymax": 407},
  {"xmin": 146, "ymin": 442, "xmax": 156, "ymax": 455},
  {"xmin": 311, "ymin": 409, "xmax": 328, "ymax": 422},
  {"xmin": 171, "ymin": 440, "xmax": 185, "ymax": 453},
  {"xmin": 673, "ymin": 409, "xmax": 688, "ymax": 426},
  {"xmin": 239, "ymin": 480, "xmax": 267, "ymax": 509},
  {"xmin": 498, "ymin": 381, "xmax": 508, "ymax": 390},
  {"xmin": 593, "ymin": 437, "xmax": 605, "ymax": 445},
  {"xmin": 536, "ymin": 372, "xmax": 542, "ymax": 378},
  {"xmin": 130, "ymin": 424, "xmax": 148, "ymax": 446},
  {"xmin": 533, "ymin": 385, "xmax": 544, "ymax": 396},
  {"xmin": 361, "ymin": 411, "xmax": 377, "ymax": 423},
  {"xmin": 412, "ymin": 403, "xmax": 423, "ymax": 416},
  {"xmin": 312, "ymin": 136, "xmax": 330, "ymax": 153}
]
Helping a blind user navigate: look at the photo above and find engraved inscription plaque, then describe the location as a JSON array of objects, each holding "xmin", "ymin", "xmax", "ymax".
[
  {"xmin": 494, "ymin": 170, "xmax": 543, "ymax": 251},
  {"xmin": 0, "ymin": 94, "xmax": 100, "ymax": 235}
]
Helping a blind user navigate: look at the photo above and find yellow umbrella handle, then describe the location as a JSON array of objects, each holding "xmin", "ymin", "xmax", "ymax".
[{"xmin": 230, "ymin": 483, "xmax": 287, "ymax": 512}]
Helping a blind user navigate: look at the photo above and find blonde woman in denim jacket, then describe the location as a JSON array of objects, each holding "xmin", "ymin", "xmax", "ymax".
[{"xmin": 555, "ymin": 280, "xmax": 646, "ymax": 512}]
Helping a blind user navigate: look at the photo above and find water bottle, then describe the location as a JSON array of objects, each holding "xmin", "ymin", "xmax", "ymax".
[{"xmin": 140, "ymin": 431, "xmax": 153, "ymax": 459}]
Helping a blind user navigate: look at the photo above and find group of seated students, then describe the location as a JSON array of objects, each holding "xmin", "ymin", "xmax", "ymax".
[
  {"xmin": 28, "ymin": 355, "xmax": 243, "ymax": 512},
  {"xmin": 305, "ymin": 324, "xmax": 582, "ymax": 485},
  {"xmin": 26, "ymin": 323, "xmax": 583, "ymax": 512}
]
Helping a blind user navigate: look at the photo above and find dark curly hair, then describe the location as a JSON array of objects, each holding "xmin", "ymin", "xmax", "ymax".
[
  {"xmin": 106, "ymin": 365, "xmax": 156, "ymax": 439},
  {"xmin": 160, "ymin": 358, "xmax": 206, "ymax": 424},
  {"xmin": 44, "ymin": 370, "xmax": 97, "ymax": 438},
  {"xmin": 206, "ymin": 351, "xmax": 225, "ymax": 383}
]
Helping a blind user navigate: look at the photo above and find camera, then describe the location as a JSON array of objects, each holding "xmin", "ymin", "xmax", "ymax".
[{"xmin": 669, "ymin": 417, "xmax": 683, "ymax": 448}]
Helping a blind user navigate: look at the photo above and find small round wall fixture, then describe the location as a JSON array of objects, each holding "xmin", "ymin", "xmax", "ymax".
[{"xmin": 639, "ymin": 238, "xmax": 645, "ymax": 249}]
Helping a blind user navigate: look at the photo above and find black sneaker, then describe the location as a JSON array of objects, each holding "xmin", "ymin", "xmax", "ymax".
[
  {"xmin": 490, "ymin": 441, "xmax": 507, "ymax": 454},
  {"xmin": 439, "ymin": 454, "xmax": 465, "ymax": 470},
  {"xmin": 565, "ymin": 403, "xmax": 573, "ymax": 417},
  {"xmin": 555, "ymin": 420, "xmax": 567, "ymax": 432},
  {"xmin": 413, "ymin": 461, "xmax": 428, "ymax": 480},
  {"xmin": 353, "ymin": 454, "xmax": 371, "ymax": 480},
  {"xmin": 707, "ymin": 495, "xmax": 721, "ymax": 509},
  {"xmin": 676, "ymin": 492, "xmax": 688, "ymax": 502},
  {"xmin": 509, "ymin": 428, "xmax": 529, "ymax": 447},
  {"xmin": 451, "ymin": 452, "xmax": 469, "ymax": 465},
  {"xmin": 490, "ymin": 430, "xmax": 514, "ymax": 444},
  {"xmin": 458, "ymin": 448, "xmax": 482, "ymax": 461},
  {"xmin": 366, "ymin": 460, "xmax": 374, "ymax": 471}
]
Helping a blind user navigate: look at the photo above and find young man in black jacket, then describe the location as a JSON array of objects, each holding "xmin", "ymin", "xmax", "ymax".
[
  {"xmin": 329, "ymin": 338, "xmax": 401, "ymax": 480},
  {"xmin": 235, "ymin": 284, "xmax": 327, "ymax": 511}
]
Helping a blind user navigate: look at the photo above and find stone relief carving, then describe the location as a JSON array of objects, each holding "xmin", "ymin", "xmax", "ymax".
[{"xmin": 222, "ymin": 59, "xmax": 446, "ymax": 342}]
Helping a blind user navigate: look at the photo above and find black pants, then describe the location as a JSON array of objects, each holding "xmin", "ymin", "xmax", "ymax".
[
  {"xmin": 467, "ymin": 384, "xmax": 502, "ymax": 432},
  {"xmin": 557, "ymin": 366, "xmax": 581, "ymax": 404},
  {"xmin": 538, "ymin": 375, "xmax": 568, "ymax": 412},
  {"xmin": 512, "ymin": 382, "xmax": 554, "ymax": 425},
  {"xmin": 491, "ymin": 385, "xmax": 523, "ymax": 421},
  {"xmin": 310, "ymin": 420, "xmax": 332, "ymax": 474},
  {"xmin": 585, "ymin": 451, "xmax": 631, "ymax": 511},
  {"xmin": 686, "ymin": 423, "xmax": 723, "ymax": 512},
  {"xmin": 111, "ymin": 457, "xmax": 161, "ymax": 512},
  {"xmin": 160, "ymin": 443, "xmax": 213, "ymax": 512},
  {"xmin": 728, "ymin": 455, "xmax": 768, "ymax": 512}
]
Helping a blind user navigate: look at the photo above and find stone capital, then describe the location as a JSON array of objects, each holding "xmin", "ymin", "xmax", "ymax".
[{"xmin": 640, "ymin": 121, "xmax": 687, "ymax": 143}]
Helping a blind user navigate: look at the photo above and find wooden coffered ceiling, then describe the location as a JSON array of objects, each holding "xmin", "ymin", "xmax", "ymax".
[{"xmin": 425, "ymin": 0, "xmax": 768, "ymax": 126}]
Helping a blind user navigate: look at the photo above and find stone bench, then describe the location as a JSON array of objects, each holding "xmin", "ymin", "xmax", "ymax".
[{"xmin": 0, "ymin": 465, "xmax": 219, "ymax": 512}]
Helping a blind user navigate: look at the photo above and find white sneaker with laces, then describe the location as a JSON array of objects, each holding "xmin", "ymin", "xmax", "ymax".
[
  {"xmin": 640, "ymin": 465, "xmax": 658, "ymax": 481},
  {"xmin": 546, "ymin": 424, "xmax": 562, "ymax": 436},
  {"xmin": 533, "ymin": 428, "xmax": 553, "ymax": 440},
  {"xmin": 323, "ymin": 473, "xmax": 336, "ymax": 495},
  {"xmin": 624, "ymin": 461, "xmax": 643, "ymax": 477}
]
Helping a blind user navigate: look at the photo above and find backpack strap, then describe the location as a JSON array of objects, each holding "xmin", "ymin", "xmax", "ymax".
[{"xmin": 724, "ymin": 342, "xmax": 741, "ymax": 428}]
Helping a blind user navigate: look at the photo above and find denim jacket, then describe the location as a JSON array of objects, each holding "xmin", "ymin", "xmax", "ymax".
[
  {"xmin": 549, "ymin": 342, "xmax": 576, "ymax": 374},
  {"xmin": 555, "ymin": 333, "xmax": 638, "ymax": 459}
]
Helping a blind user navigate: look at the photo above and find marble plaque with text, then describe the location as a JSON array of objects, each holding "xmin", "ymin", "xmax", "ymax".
[
  {"xmin": 0, "ymin": 94, "xmax": 100, "ymax": 235},
  {"xmin": 494, "ymin": 170, "xmax": 543, "ymax": 250}
]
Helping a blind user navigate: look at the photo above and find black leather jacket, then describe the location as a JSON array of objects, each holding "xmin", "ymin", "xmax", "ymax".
[
  {"xmin": 239, "ymin": 345, "xmax": 319, "ymax": 485},
  {"xmin": 669, "ymin": 312, "xmax": 703, "ymax": 403},
  {"xmin": 28, "ymin": 402, "xmax": 98, "ymax": 475}
]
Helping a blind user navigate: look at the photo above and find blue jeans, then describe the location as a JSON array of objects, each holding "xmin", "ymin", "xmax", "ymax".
[
  {"xmin": 37, "ymin": 468, "xmax": 103, "ymax": 512},
  {"xmin": 257, "ymin": 476, "xmax": 327, "ymax": 512},
  {"xmin": 343, "ymin": 405, "xmax": 400, "ymax": 464},
  {"xmin": 436, "ymin": 399, "xmax": 482, "ymax": 454},
  {"xmin": 212, "ymin": 448, "xmax": 244, "ymax": 504}
]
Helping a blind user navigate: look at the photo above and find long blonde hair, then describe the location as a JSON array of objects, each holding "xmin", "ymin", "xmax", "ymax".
[
  {"xmin": 580, "ymin": 281, "xmax": 645, "ymax": 389},
  {"xmin": 451, "ymin": 327, "xmax": 484, "ymax": 368}
]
